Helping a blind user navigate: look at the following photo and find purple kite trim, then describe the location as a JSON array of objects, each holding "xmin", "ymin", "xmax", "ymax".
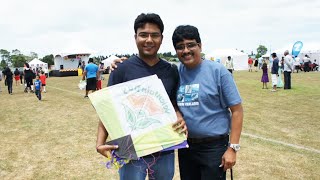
[{"xmin": 161, "ymin": 140, "xmax": 189, "ymax": 152}]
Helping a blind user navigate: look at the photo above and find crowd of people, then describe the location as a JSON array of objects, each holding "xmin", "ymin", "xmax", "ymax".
[
  {"xmin": 1, "ymin": 63, "xmax": 47, "ymax": 100},
  {"xmin": 248, "ymin": 51, "xmax": 319, "ymax": 92}
]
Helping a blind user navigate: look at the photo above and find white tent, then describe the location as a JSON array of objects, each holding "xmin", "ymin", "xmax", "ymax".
[
  {"xmin": 101, "ymin": 55, "xmax": 120, "ymax": 67},
  {"xmin": 205, "ymin": 49, "xmax": 248, "ymax": 70},
  {"xmin": 262, "ymin": 54, "xmax": 270, "ymax": 58},
  {"xmin": 29, "ymin": 58, "xmax": 48, "ymax": 70}
]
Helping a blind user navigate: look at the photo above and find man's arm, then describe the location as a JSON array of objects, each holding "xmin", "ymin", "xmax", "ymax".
[
  {"xmin": 82, "ymin": 71, "xmax": 87, "ymax": 81},
  {"xmin": 172, "ymin": 106, "xmax": 187, "ymax": 136},
  {"xmin": 220, "ymin": 103, "xmax": 243, "ymax": 171},
  {"xmin": 96, "ymin": 120, "xmax": 118, "ymax": 157}
]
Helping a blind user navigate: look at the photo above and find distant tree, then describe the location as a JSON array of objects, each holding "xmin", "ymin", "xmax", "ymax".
[
  {"xmin": 11, "ymin": 54, "xmax": 26, "ymax": 67},
  {"xmin": 0, "ymin": 49, "xmax": 11, "ymax": 64},
  {"xmin": 256, "ymin": 45, "xmax": 268, "ymax": 57},
  {"xmin": 30, "ymin": 52, "xmax": 38, "ymax": 59},
  {"xmin": 11, "ymin": 49, "xmax": 21, "ymax": 55},
  {"xmin": 0, "ymin": 59, "xmax": 7, "ymax": 69},
  {"xmin": 41, "ymin": 54, "xmax": 54, "ymax": 66}
]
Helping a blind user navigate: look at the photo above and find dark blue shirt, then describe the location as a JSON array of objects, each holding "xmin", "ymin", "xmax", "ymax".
[
  {"xmin": 107, "ymin": 55, "xmax": 179, "ymax": 101},
  {"xmin": 34, "ymin": 79, "xmax": 42, "ymax": 90},
  {"xmin": 272, "ymin": 58, "xmax": 279, "ymax": 74}
]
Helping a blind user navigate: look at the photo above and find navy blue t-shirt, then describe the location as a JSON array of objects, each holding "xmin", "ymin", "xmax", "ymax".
[{"xmin": 107, "ymin": 55, "xmax": 179, "ymax": 102}]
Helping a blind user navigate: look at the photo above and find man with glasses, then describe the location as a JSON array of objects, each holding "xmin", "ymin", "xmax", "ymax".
[
  {"xmin": 172, "ymin": 25, "xmax": 243, "ymax": 180},
  {"xmin": 96, "ymin": 13, "xmax": 187, "ymax": 180}
]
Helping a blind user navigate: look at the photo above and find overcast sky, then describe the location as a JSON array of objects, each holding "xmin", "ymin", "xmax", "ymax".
[{"xmin": 1, "ymin": 0, "xmax": 320, "ymax": 57}]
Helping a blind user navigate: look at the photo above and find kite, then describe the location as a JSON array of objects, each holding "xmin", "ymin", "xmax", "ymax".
[{"xmin": 89, "ymin": 75, "xmax": 188, "ymax": 168}]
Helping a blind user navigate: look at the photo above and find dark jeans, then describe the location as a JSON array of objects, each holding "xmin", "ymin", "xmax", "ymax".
[
  {"xmin": 119, "ymin": 151, "xmax": 174, "ymax": 180},
  {"xmin": 35, "ymin": 90, "xmax": 41, "ymax": 100},
  {"xmin": 284, "ymin": 71, "xmax": 291, "ymax": 89},
  {"xmin": 7, "ymin": 80, "xmax": 13, "ymax": 94},
  {"xmin": 178, "ymin": 136, "xmax": 229, "ymax": 180}
]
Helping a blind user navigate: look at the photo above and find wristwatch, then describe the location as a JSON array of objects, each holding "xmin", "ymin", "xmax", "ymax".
[{"xmin": 229, "ymin": 143, "xmax": 240, "ymax": 152}]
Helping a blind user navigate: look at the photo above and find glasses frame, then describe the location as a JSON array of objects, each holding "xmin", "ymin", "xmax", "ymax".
[
  {"xmin": 137, "ymin": 32, "xmax": 162, "ymax": 39},
  {"xmin": 175, "ymin": 42, "xmax": 200, "ymax": 51}
]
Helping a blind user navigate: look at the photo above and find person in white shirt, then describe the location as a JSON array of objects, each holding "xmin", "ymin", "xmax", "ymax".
[
  {"xmin": 283, "ymin": 50, "xmax": 293, "ymax": 89},
  {"xmin": 303, "ymin": 55, "xmax": 310, "ymax": 72},
  {"xmin": 293, "ymin": 57, "xmax": 301, "ymax": 73},
  {"xmin": 225, "ymin": 56, "xmax": 234, "ymax": 74}
]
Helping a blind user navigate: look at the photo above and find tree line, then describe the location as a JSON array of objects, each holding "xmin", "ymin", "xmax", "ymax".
[
  {"xmin": 0, "ymin": 49, "xmax": 179, "ymax": 69},
  {"xmin": 0, "ymin": 45, "xmax": 268, "ymax": 69}
]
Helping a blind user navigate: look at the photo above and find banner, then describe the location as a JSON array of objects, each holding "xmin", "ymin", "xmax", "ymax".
[{"xmin": 292, "ymin": 41, "xmax": 303, "ymax": 57}]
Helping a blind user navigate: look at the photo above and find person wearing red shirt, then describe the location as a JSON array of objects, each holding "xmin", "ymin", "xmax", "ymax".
[
  {"xmin": 248, "ymin": 57, "xmax": 253, "ymax": 72},
  {"xmin": 40, "ymin": 71, "xmax": 47, "ymax": 93}
]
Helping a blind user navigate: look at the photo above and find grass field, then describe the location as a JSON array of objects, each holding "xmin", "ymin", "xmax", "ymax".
[{"xmin": 0, "ymin": 70, "xmax": 319, "ymax": 180}]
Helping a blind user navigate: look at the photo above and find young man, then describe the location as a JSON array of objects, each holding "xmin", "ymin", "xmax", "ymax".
[
  {"xmin": 271, "ymin": 53, "xmax": 279, "ymax": 92},
  {"xmin": 82, "ymin": 58, "xmax": 99, "ymax": 98},
  {"xmin": 172, "ymin": 25, "xmax": 243, "ymax": 180},
  {"xmin": 96, "ymin": 13, "xmax": 187, "ymax": 180}
]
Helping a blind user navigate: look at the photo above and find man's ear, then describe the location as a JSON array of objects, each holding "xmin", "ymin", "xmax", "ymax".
[
  {"xmin": 198, "ymin": 43, "xmax": 202, "ymax": 51},
  {"xmin": 134, "ymin": 34, "xmax": 137, "ymax": 39}
]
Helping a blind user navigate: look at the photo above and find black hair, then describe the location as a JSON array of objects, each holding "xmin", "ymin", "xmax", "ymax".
[
  {"xmin": 24, "ymin": 63, "xmax": 30, "ymax": 68},
  {"xmin": 172, "ymin": 25, "xmax": 201, "ymax": 47},
  {"xmin": 262, "ymin": 62, "xmax": 268, "ymax": 68},
  {"xmin": 134, "ymin": 13, "xmax": 164, "ymax": 34},
  {"xmin": 88, "ymin": 58, "xmax": 94, "ymax": 63},
  {"xmin": 271, "ymin": 53, "xmax": 277, "ymax": 58}
]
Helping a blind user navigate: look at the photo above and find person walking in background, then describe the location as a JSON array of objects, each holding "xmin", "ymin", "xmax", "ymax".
[
  {"xmin": 261, "ymin": 62, "xmax": 269, "ymax": 89},
  {"xmin": 303, "ymin": 55, "xmax": 310, "ymax": 72},
  {"xmin": 81, "ymin": 61, "xmax": 85, "ymax": 74},
  {"xmin": 271, "ymin": 53, "xmax": 279, "ymax": 92},
  {"xmin": 283, "ymin": 50, "xmax": 293, "ymax": 90},
  {"xmin": 40, "ymin": 71, "xmax": 47, "ymax": 93},
  {"xmin": 313, "ymin": 59, "xmax": 319, "ymax": 71},
  {"xmin": 248, "ymin": 56, "xmax": 253, "ymax": 72},
  {"xmin": 82, "ymin": 58, "xmax": 99, "ymax": 98},
  {"xmin": 13, "ymin": 68, "xmax": 20, "ymax": 86},
  {"xmin": 258, "ymin": 56, "xmax": 263, "ymax": 70},
  {"xmin": 19, "ymin": 68, "xmax": 24, "ymax": 85},
  {"xmin": 0, "ymin": 71, "xmax": 2, "ymax": 92},
  {"xmin": 225, "ymin": 56, "xmax": 234, "ymax": 74},
  {"xmin": 96, "ymin": 62, "xmax": 104, "ymax": 90},
  {"xmin": 3, "ymin": 67, "xmax": 13, "ymax": 95},
  {"xmin": 277, "ymin": 57, "xmax": 284, "ymax": 88},
  {"xmin": 24, "ymin": 63, "xmax": 34, "ymax": 93},
  {"xmin": 34, "ymin": 75, "xmax": 42, "ymax": 100},
  {"xmin": 254, "ymin": 57, "xmax": 259, "ymax": 72}
]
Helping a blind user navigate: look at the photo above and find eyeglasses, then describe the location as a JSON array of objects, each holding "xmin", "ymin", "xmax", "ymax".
[
  {"xmin": 137, "ymin": 32, "xmax": 161, "ymax": 39},
  {"xmin": 175, "ymin": 42, "xmax": 199, "ymax": 51}
]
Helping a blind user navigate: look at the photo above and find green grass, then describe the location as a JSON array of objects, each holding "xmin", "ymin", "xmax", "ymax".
[{"xmin": 0, "ymin": 71, "xmax": 319, "ymax": 179}]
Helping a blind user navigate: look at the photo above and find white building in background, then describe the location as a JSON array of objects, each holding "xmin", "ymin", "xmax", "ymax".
[{"xmin": 53, "ymin": 53, "xmax": 90, "ymax": 70}]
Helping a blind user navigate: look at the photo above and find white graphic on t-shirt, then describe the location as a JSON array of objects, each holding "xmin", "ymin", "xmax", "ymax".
[{"xmin": 177, "ymin": 84, "xmax": 199, "ymax": 106}]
